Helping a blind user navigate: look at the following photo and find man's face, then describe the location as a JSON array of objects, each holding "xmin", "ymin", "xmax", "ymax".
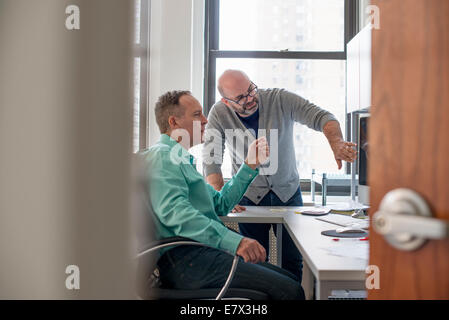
[
  {"xmin": 172, "ymin": 94, "xmax": 208, "ymax": 148},
  {"xmin": 222, "ymin": 78, "xmax": 259, "ymax": 117}
]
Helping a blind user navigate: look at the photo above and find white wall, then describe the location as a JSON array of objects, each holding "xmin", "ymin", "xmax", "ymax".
[
  {"xmin": 148, "ymin": 0, "xmax": 205, "ymax": 146},
  {"xmin": 0, "ymin": 0, "xmax": 134, "ymax": 299}
]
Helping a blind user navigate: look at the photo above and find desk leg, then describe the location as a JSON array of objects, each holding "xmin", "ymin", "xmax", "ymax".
[
  {"xmin": 276, "ymin": 223, "xmax": 282, "ymax": 268},
  {"xmin": 301, "ymin": 261, "xmax": 314, "ymax": 300},
  {"xmin": 316, "ymin": 280, "xmax": 332, "ymax": 300}
]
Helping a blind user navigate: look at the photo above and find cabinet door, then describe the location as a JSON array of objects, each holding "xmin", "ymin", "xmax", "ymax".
[
  {"xmin": 346, "ymin": 33, "xmax": 360, "ymax": 113},
  {"xmin": 359, "ymin": 26, "xmax": 372, "ymax": 111}
]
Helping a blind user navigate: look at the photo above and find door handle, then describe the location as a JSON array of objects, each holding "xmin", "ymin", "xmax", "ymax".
[{"xmin": 373, "ymin": 188, "xmax": 449, "ymax": 251}]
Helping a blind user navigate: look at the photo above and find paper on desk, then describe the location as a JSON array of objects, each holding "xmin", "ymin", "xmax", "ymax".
[
  {"xmin": 294, "ymin": 207, "xmax": 331, "ymax": 214},
  {"xmin": 316, "ymin": 214, "xmax": 370, "ymax": 228},
  {"xmin": 270, "ymin": 208, "xmax": 287, "ymax": 212},
  {"xmin": 320, "ymin": 241, "xmax": 369, "ymax": 261}
]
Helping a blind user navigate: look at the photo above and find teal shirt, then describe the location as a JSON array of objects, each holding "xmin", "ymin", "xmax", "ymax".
[{"xmin": 144, "ymin": 134, "xmax": 259, "ymax": 255}]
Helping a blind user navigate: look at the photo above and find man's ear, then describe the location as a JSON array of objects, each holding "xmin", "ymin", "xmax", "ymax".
[
  {"xmin": 167, "ymin": 115, "xmax": 178, "ymax": 130},
  {"xmin": 221, "ymin": 98, "xmax": 229, "ymax": 106}
]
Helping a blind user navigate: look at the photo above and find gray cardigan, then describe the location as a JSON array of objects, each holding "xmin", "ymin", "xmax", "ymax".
[{"xmin": 202, "ymin": 88, "xmax": 337, "ymax": 204}]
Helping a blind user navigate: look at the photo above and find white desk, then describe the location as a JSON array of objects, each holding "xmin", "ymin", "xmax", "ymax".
[{"xmin": 221, "ymin": 205, "xmax": 368, "ymax": 300}]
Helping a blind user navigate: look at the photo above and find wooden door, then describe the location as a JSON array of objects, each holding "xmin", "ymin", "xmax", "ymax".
[{"xmin": 369, "ymin": 0, "xmax": 449, "ymax": 299}]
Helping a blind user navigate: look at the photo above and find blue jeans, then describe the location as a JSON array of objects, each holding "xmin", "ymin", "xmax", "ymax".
[
  {"xmin": 158, "ymin": 245, "xmax": 305, "ymax": 300},
  {"xmin": 238, "ymin": 187, "xmax": 304, "ymax": 282}
]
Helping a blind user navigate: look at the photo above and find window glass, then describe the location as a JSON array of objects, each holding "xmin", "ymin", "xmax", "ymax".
[
  {"xmin": 219, "ymin": 0, "xmax": 345, "ymax": 52},
  {"xmin": 133, "ymin": 57, "xmax": 141, "ymax": 153},
  {"xmin": 134, "ymin": 0, "xmax": 141, "ymax": 44}
]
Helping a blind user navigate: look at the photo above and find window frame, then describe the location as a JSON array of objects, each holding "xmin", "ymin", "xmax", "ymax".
[
  {"xmin": 134, "ymin": 0, "xmax": 151, "ymax": 151},
  {"xmin": 203, "ymin": 0, "xmax": 359, "ymax": 175},
  {"xmin": 204, "ymin": 0, "xmax": 359, "ymax": 113}
]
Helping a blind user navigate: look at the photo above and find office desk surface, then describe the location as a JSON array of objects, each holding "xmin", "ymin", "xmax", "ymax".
[{"xmin": 221, "ymin": 206, "xmax": 368, "ymax": 282}]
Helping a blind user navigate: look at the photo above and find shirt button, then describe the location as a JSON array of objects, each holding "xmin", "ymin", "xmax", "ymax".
[
  {"xmin": 257, "ymin": 196, "xmax": 261, "ymax": 199},
  {"xmin": 249, "ymin": 174, "xmax": 252, "ymax": 178}
]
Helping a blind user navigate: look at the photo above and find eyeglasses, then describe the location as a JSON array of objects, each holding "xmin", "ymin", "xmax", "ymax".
[{"xmin": 224, "ymin": 82, "xmax": 258, "ymax": 106}]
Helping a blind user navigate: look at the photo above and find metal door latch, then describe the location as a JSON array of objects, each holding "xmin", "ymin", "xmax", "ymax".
[{"xmin": 373, "ymin": 188, "xmax": 448, "ymax": 251}]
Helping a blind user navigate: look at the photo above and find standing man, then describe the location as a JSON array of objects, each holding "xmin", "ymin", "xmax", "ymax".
[{"xmin": 203, "ymin": 70, "xmax": 357, "ymax": 281}]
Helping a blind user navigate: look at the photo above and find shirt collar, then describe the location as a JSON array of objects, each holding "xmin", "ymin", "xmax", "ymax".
[
  {"xmin": 159, "ymin": 134, "xmax": 195, "ymax": 165},
  {"xmin": 160, "ymin": 133, "xmax": 179, "ymax": 148}
]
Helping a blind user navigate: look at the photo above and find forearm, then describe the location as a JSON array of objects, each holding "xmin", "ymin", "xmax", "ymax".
[
  {"xmin": 323, "ymin": 120, "xmax": 344, "ymax": 144},
  {"xmin": 210, "ymin": 163, "xmax": 258, "ymax": 216}
]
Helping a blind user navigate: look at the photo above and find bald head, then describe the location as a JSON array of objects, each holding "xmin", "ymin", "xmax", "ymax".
[
  {"xmin": 217, "ymin": 69, "xmax": 259, "ymax": 117},
  {"xmin": 217, "ymin": 70, "xmax": 251, "ymax": 98}
]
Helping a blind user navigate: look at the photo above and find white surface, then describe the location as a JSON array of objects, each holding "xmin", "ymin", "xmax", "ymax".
[
  {"xmin": 316, "ymin": 214, "xmax": 369, "ymax": 229},
  {"xmin": 220, "ymin": 206, "xmax": 284, "ymax": 224},
  {"xmin": 359, "ymin": 25, "xmax": 372, "ymax": 111},
  {"xmin": 284, "ymin": 210, "xmax": 368, "ymax": 281},
  {"xmin": 297, "ymin": 207, "xmax": 331, "ymax": 214},
  {"xmin": 320, "ymin": 241, "xmax": 368, "ymax": 260},
  {"xmin": 221, "ymin": 206, "xmax": 369, "ymax": 282},
  {"xmin": 346, "ymin": 31, "xmax": 360, "ymax": 114}
]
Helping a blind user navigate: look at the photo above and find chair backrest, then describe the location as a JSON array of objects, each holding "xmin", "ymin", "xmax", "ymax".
[{"xmin": 131, "ymin": 151, "xmax": 159, "ymax": 299}]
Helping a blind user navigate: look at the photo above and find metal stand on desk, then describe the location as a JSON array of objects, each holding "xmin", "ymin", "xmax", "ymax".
[
  {"xmin": 311, "ymin": 171, "xmax": 351, "ymax": 206},
  {"xmin": 322, "ymin": 174, "xmax": 328, "ymax": 206},
  {"xmin": 311, "ymin": 169, "xmax": 316, "ymax": 202}
]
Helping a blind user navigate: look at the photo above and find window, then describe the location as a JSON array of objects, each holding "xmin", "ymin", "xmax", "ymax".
[
  {"xmin": 218, "ymin": 0, "xmax": 346, "ymax": 52},
  {"xmin": 205, "ymin": 0, "xmax": 358, "ymax": 178},
  {"xmin": 133, "ymin": 0, "xmax": 150, "ymax": 153}
]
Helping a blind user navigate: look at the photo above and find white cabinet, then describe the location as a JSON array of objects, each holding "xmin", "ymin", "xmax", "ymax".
[{"xmin": 346, "ymin": 25, "xmax": 372, "ymax": 113}]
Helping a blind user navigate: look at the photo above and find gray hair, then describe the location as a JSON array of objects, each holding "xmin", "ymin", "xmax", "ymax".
[{"xmin": 154, "ymin": 90, "xmax": 191, "ymax": 133}]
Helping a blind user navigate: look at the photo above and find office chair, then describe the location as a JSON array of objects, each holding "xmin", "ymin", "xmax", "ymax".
[
  {"xmin": 135, "ymin": 236, "xmax": 269, "ymax": 300},
  {"xmin": 132, "ymin": 152, "xmax": 269, "ymax": 300}
]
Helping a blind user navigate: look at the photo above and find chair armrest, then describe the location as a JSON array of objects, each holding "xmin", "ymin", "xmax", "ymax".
[
  {"xmin": 137, "ymin": 236, "xmax": 195, "ymax": 255},
  {"xmin": 136, "ymin": 237, "xmax": 239, "ymax": 300}
]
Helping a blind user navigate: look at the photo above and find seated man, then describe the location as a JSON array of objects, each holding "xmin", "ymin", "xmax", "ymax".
[{"xmin": 144, "ymin": 90, "xmax": 305, "ymax": 300}]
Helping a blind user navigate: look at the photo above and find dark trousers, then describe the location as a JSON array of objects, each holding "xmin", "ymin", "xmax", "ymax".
[
  {"xmin": 158, "ymin": 245, "xmax": 305, "ymax": 300},
  {"xmin": 238, "ymin": 187, "xmax": 304, "ymax": 282}
]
